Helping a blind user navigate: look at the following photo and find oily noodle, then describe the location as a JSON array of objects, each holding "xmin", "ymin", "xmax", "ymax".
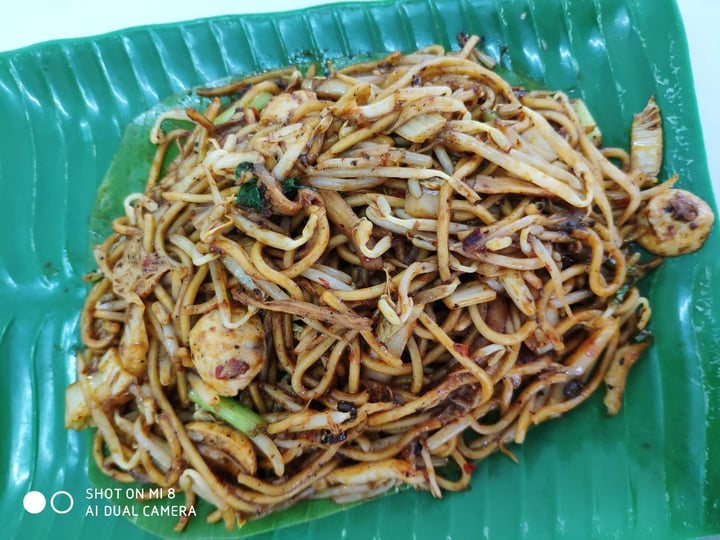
[{"xmin": 75, "ymin": 36, "xmax": 665, "ymax": 530}]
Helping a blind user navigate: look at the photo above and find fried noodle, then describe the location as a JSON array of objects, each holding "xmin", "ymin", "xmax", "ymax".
[{"xmin": 65, "ymin": 35, "xmax": 713, "ymax": 530}]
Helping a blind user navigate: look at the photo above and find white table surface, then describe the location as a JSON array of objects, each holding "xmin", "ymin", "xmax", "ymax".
[{"xmin": 0, "ymin": 0, "xmax": 717, "ymax": 202}]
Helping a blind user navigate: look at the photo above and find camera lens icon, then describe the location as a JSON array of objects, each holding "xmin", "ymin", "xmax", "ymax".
[{"xmin": 23, "ymin": 490, "xmax": 74, "ymax": 514}]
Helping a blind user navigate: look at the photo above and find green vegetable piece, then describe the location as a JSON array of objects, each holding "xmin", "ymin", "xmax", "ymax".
[
  {"xmin": 610, "ymin": 265, "xmax": 640, "ymax": 307},
  {"xmin": 215, "ymin": 92, "xmax": 272, "ymax": 126},
  {"xmin": 236, "ymin": 179, "xmax": 265, "ymax": 211},
  {"xmin": 611, "ymin": 283, "xmax": 631, "ymax": 307},
  {"xmin": 188, "ymin": 389, "xmax": 265, "ymax": 436},
  {"xmin": 248, "ymin": 91, "xmax": 273, "ymax": 111},
  {"xmin": 631, "ymin": 329, "xmax": 653, "ymax": 344},
  {"xmin": 281, "ymin": 177, "xmax": 300, "ymax": 199},
  {"xmin": 481, "ymin": 110, "xmax": 498, "ymax": 122},
  {"xmin": 572, "ymin": 98, "xmax": 602, "ymax": 145},
  {"xmin": 213, "ymin": 103, "xmax": 239, "ymax": 125},
  {"xmin": 235, "ymin": 161, "xmax": 254, "ymax": 177}
]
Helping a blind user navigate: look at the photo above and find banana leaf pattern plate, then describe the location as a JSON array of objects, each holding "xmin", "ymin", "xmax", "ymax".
[{"xmin": 0, "ymin": 0, "xmax": 718, "ymax": 538}]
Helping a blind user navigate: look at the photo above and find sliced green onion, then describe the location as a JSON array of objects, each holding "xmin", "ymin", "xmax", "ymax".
[
  {"xmin": 213, "ymin": 104, "xmax": 239, "ymax": 125},
  {"xmin": 188, "ymin": 389, "xmax": 265, "ymax": 436},
  {"xmin": 213, "ymin": 91, "xmax": 272, "ymax": 125},
  {"xmin": 480, "ymin": 110, "xmax": 498, "ymax": 122},
  {"xmin": 572, "ymin": 98, "xmax": 602, "ymax": 145},
  {"xmin": 248, "ymin": 91, "xmax": 273, "ymax": 111}
]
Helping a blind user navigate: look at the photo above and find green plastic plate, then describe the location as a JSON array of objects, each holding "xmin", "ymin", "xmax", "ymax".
[{"xmin": 1, "ymin": 0, "xmax": 718, "ymax": 539}]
